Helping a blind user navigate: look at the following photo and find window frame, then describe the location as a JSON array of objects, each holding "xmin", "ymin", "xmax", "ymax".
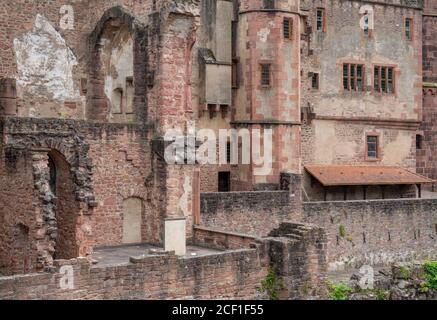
[
  {"xmin": 311, "ymin": 72, "xmax": 319, "ymax": 90},
  {"xmin": 365, "ymin": 133, "xmax": 381, "ymax": 161},
  {"xmin": 260, "ymin": 63, "xmax": 272, "ymax": 87},
  {"xmin": 316, "ymin": 8, "xmax": 326, "ymax": 32},
  {"xmin": 373, "ymin": 65, "xmax": 396, "ymax": 95},
  {"xmin": 405, "ymin": 17, "xmax": 413, "ymax": 41},
  {"xmin": 342, "ymin": 63, "xmax": 365, "ymax": 93},
  {"xmin": 283, "ymin": 17, "xmax": 293, "ymax": 40}
]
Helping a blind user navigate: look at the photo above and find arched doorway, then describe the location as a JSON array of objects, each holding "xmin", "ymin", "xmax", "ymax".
[
  {"xmin": 87, "ymin": 7, "xmax": 147, "ymax": 122},
  {"xmin": 122, "ymin": 197, "xmax": 143, "ymax": 244},
  {"xmin": 48, "ymin": 150, "xmax": 79, "ymax": 259}
]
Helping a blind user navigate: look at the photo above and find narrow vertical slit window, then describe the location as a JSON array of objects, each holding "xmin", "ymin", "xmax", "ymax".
[
  {"xmin": 357, "ymin": 65, "xmax": 363, "ymax": 91},
  {"xmin": 405, "ymin": 18, "xmax": 412, "ymax": 41},
  {"xmin": 311, "ymin": 73, "xmax": 319, "ymax": 90},
  {"xmin": 374, "ymin": 67, "xmax": 380, "ymax": 92},
  {"xmin": 283, "ymin": 18, "xmax": 293, "ymax": 40},
  {"xmin": 343, "ymin": 64, "xmax": 349, "ymax": 90},
  {"xmin": 367, "ymin": 135, "xmax": 378, "ymax": 159},
  {"xmin": 261, "ymin": 64, "xmax": 271, "ymax": 87},
  {"xmin": 316, "ymin": 9, "xmax": 325, "ymax": 32},
  {"xmin": 363, "ymin": 14, "xmax": 369, "ymax": 36}
]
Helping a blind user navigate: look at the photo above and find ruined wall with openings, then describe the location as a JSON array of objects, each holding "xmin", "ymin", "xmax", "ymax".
[
  {"xmin": 0, "ymin": 117, "xmax": 169, "ymax": 275},
  {"xmin": 0, "ymin": 221, "xmax": 328, "ymax": 300}
]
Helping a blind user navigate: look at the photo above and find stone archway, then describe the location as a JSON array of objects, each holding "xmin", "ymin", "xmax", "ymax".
[{"xmin": 87, "ymin": 6, "xmax": 147, "ymax": 122}]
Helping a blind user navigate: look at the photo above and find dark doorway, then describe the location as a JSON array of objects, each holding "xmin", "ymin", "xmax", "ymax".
[
  {"xmin": 218, "ymin": 172, "xmax": 231, "ymax": 192},
  {"xmin": 48, "ymin": 150, "xmax": 79, "ymax": 260}
]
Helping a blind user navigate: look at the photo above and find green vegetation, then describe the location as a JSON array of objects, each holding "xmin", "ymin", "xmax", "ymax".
[
  {"xmin": 261, "ymin": 268, "xmax": 284, "ymax": 300},
  {"xmin": 339, "ymin": 225, "xmax": 346, "ymax": 238},
  {"xmin": 399, "ymin": 265, "xmax": 411, "ymax": 279},
  {"xmin": 423, "ymin": 261, "xmax": 437, "ymax": 290},
  {"xmin": 375, "ymin": 289, "xmax": 388, "ymax": 300},
  {"xmin": 327, "ymin": 282, "xmax": 352, "ymax": 300}
]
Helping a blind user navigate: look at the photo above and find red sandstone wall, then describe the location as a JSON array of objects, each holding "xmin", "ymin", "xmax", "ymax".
[
  {"xmin": 87, "ymin": 127, "xmax": 157, "ymax": 247},
  {"xmin": 0, "ymin": 149, "xmax": 38, "ymax": 275},
  {"xmin": 0, "ymin": 249, "xmax": 268, "ymax": 300},
  {"xmin": 304, "ymin": 199, "xmax": 437, "ymax": 270}
]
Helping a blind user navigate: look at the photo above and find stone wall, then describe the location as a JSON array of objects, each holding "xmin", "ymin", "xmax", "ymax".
[
  {"xmin": 200, "ymin": 190, "xmax": 301, "ymax": 237},
  {"xmin": 0, "ymin": 249, "xmax": 268, "ymax": 300},
  {"xmin": 0, "ymin": 221, "xmax": 328, "ymax": 300},
  {"xmin": 304, "ymin": 199, "xmax": 437, "ymax": 271},
  {"xmin": 0, "ymin": 117, "xmax": 168, "ymax": 275},
  {"xmin": 192, "ymin": 225, "xmax": 260, "ymax": 250},
  {"xmin": 417, "ymin": 1, "xmax": 437, "ymax": 181}
]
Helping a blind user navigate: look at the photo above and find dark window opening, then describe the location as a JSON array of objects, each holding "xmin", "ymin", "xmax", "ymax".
[
  {"xmin": 367, "ymin": 135, "xmax": 378, "ymax": 159},
  {"xmin": 363, "ymin": 14, "xmax": 369, "ymax": 36},
  {"xmin": 374, "ymin": 66, "xmax": 394, "ymax": 94},
  {"xmin": 416, "ymin": 135, "xmax": 423, "ymax": 150},
  {"xmin": 263, "ymin": 0, "xmax": 275, "ymax": 9},
  {"xmin": 48, "ymin": 156, "xmax": 57, "ymax": 195},
  {"xmin": 316, "ymin": 9, "xmax": 325, "ymax": 32},
  {"xmin": 405, "ymin": 18, "xmax": 412, "ymax": 41},
  {"xmin": 218, "ymin": 172, "xmax": 231, "ymax": 192},
  {"xmin": 311, "ymin": 73, "xmax": 319, "ymax": 89},
  {"xmin": 343, "ymin": 64, "xmax": 365, "ymax": 92},
  {"xmin": 261, "ymin": 64, "xmax": 271, "ymax": 87},
  {"xmin": 226, "ymin": 142, "xmax": 231, "ymax": 164},
  {"xmin": 283, "ymin": 18, "xmax": 293, "ymax": 40},
  {"xmin": 232, "ymin": 60, "xmax": 239, "ymax": 88}
]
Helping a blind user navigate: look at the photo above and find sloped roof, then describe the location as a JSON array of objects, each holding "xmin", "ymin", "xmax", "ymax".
[{"xmin": 305, "ymin": 165, "xmax": 434, "ymax": 187}]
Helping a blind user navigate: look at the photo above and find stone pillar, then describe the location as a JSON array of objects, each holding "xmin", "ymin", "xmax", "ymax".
[
  {"xmin": 280, "ymin": 172, "xmax": 303, "ymax": 221},
  {"xmin": 164, "ymin": 217, "xmax": 186, "ymax": 256},
  {"xmin": 192, "ymin": 168, "xmax": 201, "ymax": 225},
  {"xmin": 30, "ymin": 148, "xmax": 57, "ymax": 271},
  {"xmin": 0, "ymin": 78, "xmax": 17, "ymax": 116}
]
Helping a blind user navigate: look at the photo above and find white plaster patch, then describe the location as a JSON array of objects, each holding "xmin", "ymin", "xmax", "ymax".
[
  {"xmin": 258, "ymin": 28, "xmax": 270, "ymax": 43},
  {"xmin": 13, "ymin": 14, "xmax": 79, "ymax": 100},
  {"xmin": 178, "ymin": 174, "xmax": 192, "ymax": 217}
]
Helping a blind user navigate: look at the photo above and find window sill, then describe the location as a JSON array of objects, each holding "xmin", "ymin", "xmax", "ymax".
[{"xmin": 365, "ymin": 158, "xmax": 381, "ymax": 162}]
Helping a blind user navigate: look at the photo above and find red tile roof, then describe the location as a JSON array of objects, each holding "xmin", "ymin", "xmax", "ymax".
[{"xmin": 305, "ymin": 165, "xmax": 434, "ymax": 187}]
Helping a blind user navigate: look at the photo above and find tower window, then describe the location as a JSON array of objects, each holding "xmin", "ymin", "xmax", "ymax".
[
  {"xmin": 283, "ymin": 18, "xmax": 293, "ymax": 40},
  {"xmin": 416, "ymin": 135, "xmax": 423, "ymax": 150},
  {"xmin": 316, "ymin": 9, "xmax": 325, "ymax": 32},
  {"xmin": 405, "ymin": 18, "xmax": 413, "ymax": 41},
  {"xmin": 311, "ymin": 73, "xmax": 319, "ymax": 90},
  {"xmin": 363, "ymin": 14, "xmax": 369, "ymax": 36},
  {"xmin": 367, "ymin": 135, "xmax": 379, "ymax": 159},
  {"xmin": 226, "ymin": 142, "xmax": 231, "ymax": 164},
  {"xmin": 261, "ymin": 64, "xmax": 271, "ymax": 87}
]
